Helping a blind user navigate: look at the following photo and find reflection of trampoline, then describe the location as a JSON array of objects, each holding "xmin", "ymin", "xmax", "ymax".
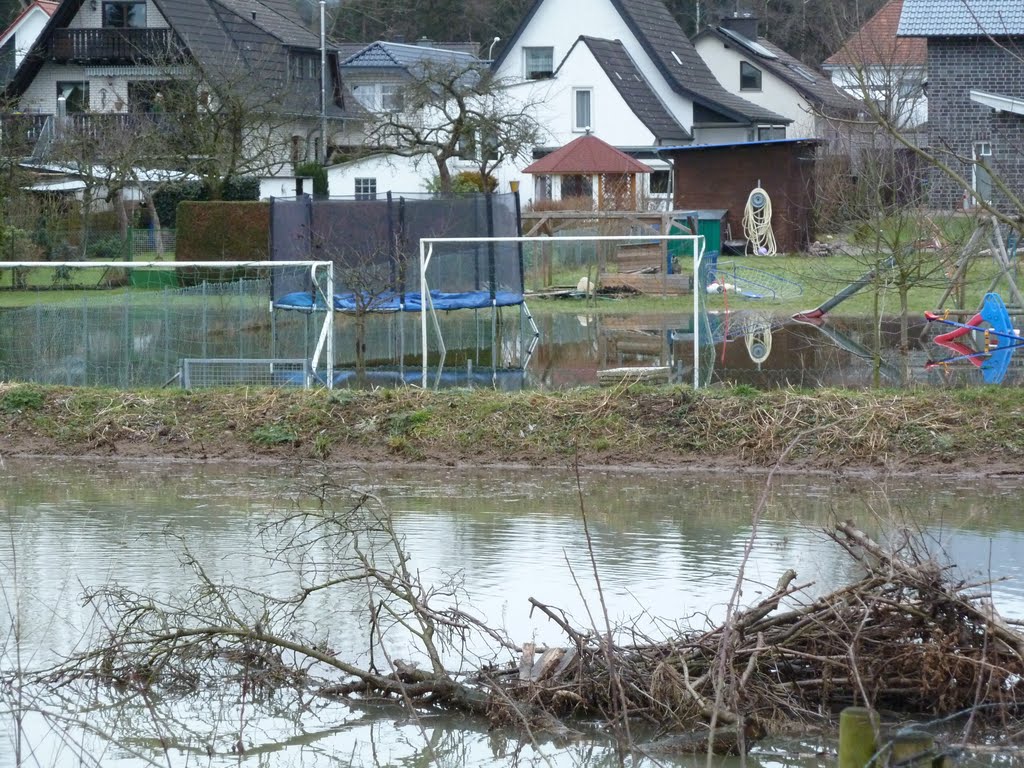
[{"xmin": 269, "ymin": 193, "xmax": 540, "ymax": 387}]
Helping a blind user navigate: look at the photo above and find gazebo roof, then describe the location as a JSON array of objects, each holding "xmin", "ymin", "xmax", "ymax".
[{"xmin": 523, "ymin": 134, "xmax": 652, "ymax": 174}]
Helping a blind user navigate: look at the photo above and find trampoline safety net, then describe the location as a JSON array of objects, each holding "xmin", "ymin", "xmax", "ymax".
[{"xmin": 270, "ymin": 193, "xmax": 523, "ymax": 312}]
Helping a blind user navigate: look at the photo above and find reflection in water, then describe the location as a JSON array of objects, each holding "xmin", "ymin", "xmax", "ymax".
[
  {"xmin": 2, "ymin": 461, "xmax": 1024, "ymax": 767},
  {"xmin": 5, "ymin": 283, "xmax": 1022, "ymax": 390}
]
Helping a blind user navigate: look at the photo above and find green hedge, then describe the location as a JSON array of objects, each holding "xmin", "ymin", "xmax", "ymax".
[{"xmin": 175, "ymin": 201, "xmax": 270, "ymax": 261}]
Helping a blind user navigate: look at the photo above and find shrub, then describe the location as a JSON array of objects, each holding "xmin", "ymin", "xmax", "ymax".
[
  {"xmin": 175, "ymin": 201, "xmax": 270, "ymax": 262},
  {"xmin": 295, "ymin": 162, "xmax": 329, "ymax": 197},
  {"xmin": 87, "ymin": 234, "xmax": 129, "ymax": 261},
  {"xmin": 427, "ymin": 171, "xmax": 498, "ymax": 195}
]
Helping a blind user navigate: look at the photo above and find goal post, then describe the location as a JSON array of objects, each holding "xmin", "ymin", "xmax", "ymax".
[
  {"xmin": 0, "ymin": 260, "xmax": 335, "ymax": 389},
  {"xmin": 419, "ymin": 233, "xmax": 708, "ymax": 389}
]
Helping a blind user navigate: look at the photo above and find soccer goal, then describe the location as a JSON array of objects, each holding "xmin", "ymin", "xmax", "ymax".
[
  {"xmin": 419, "ymin": 232, "xmax": 709, "ymax": 388},
  {"xmin": 0, "ymin": 260, "xmax": 335, "ymax": 389}
]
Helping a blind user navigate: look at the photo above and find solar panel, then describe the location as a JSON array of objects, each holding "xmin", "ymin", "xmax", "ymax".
[{"xmin": 719, "ymin": 27, "xmax": 778, "ymax": 60}]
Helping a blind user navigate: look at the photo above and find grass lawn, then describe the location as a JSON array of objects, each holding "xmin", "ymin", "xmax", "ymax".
[
  {"xmin": 527, "ymin": 251, "xmax": 1012, "ymax": 317},
  {"xmin": 0, "ymin": 251, "xmax": 1014, "ymax": 319}
]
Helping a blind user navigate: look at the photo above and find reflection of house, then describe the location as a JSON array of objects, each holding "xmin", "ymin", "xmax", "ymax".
[
  {"xmin": 4, "ymin": 0, "xmax": 355, "ymax": 169},
  {"xmin": 490, "ymin": 0, "xmax": 790, "ymax": 204},
  {"xmin": 0, "ymin": 0, "xmax": 57, "ymax": 84},
  {"xmin": 823, "ymin": 0, "xmax": 927, "ymax": 133},
  {"xmin": 694, "ymin": 14, "xmax": 859, "ymax": 142},
  {"xmin": 523, "ymin": 133, "xmax": 652, "ymax": 210},
  {"xmin": 898, "ymin": 0, "xmax": 1024, "ymax": 210}
]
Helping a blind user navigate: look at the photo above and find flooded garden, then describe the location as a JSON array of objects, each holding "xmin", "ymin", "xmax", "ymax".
[{"xmin": 3, "ymin": 459, "xmax": 1024, "ymax": 766}]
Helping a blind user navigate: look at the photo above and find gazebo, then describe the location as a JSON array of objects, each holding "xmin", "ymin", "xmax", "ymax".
[{"xmin": 523, "ymin": 133, "xmax": 652, "ymax": 211}]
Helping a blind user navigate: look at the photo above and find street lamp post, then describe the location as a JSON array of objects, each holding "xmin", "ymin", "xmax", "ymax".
[{"xmin": 320, "ymin": 0, "xmax": 327, "ymax": 165}]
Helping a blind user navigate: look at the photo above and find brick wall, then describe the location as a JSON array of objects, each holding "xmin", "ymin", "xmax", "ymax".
[{"xmin": 927, "ymin": 38, "xmax": 1024, "ymax": 212}]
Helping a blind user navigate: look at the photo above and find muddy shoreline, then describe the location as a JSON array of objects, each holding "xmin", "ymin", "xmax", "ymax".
[{"xmin": 2, "ymin": 383, "xmax": 1021, "ymax": 479}]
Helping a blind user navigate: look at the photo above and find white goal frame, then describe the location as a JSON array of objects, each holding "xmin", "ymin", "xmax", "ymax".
[
  {"xmin": 419, "ymin": 234, "xmax": 707, "ymax": 389},
  {"xmin": 0, "ymin": 260, "xmax": 336, "ymax": 389}
]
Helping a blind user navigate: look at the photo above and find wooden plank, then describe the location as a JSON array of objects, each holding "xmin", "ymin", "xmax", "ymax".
[
  {"xmin": 530, "ymin": 647, "xmax": 564, "ymax": 681},
  {"xmin": 600, "ymin": 273, "xmax": 691, "ymax": 295},
  {"xmin": 598, "ymin": 366, "xmax": 671, "ymax": 385},
  {"xmin": 518, "ymin": 642, "xmax": 535, "ymax": 681}
]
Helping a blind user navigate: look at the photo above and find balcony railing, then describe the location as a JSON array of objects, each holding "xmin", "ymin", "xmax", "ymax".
[
  {"xmin": 50, "ymin": 28, "xmax": 176, "ymax": 64},
  {"xmin": 0, "ymin": 113, "xmax": 51, "ymax": 156},
  {"xmin": 0, "ymin": 112, "xmax": 177, "ymax": 160}
]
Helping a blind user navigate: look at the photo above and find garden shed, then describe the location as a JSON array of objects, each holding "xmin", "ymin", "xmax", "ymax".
[
  {"xmin": 660, "ymin": 139, "xmax": 819, "ymax": 253},
  {"xmin": 524, "ymin": 134, "xmax": 653, "ymax": 211}
]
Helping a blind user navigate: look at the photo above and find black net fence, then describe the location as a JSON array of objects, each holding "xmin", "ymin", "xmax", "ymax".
[{"xmin": 269, "ymin": 193, "xmax": 522, "ymax": 308}]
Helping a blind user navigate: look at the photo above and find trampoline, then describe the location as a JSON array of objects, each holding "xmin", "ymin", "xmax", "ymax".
[{"xmin": 269, "ymin": 193, "xmax": 538, "ymax": 387}]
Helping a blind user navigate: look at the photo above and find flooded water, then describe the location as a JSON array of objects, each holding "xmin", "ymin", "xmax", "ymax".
[
  {"xmin": 2, "ymin": 459, "xmax": 1024, "ymax": 766},
  {"xmin": 3, "ymin": 277, "xmax": 1021, "ymax": 390}
]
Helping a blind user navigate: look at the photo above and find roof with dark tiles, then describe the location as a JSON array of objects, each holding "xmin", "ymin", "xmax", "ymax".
[
  {"xmin": 572, "ymin": 36, "xmax": 690, "ymax": 143},
  {"xmin": 898, "ymin": 0, "xmax": 1024, "ymax": 37},
  {"xmin": 696, "ymin": 26, "xmax": 860, "ymax": 115},
  {"xmin": 493, "ymin": 0, "xmax": 789, "ymax": 126},
  {"xmin": 6, "ymin": 0, "xmax": 356, "ymax": 118},
  {"xmin": 341, "ymin": 41, "xmax": 478, "ymax": 69}
]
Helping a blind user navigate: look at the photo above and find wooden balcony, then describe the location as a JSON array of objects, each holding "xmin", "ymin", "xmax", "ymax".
[{"xmin": 50, "ymin": 28, "xmax": 176, "ymax": 64}]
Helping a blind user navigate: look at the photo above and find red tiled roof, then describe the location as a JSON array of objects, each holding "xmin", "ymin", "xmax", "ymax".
[
  {"xmin": 1, "ymin": 0, "xmax": 59, "ymax": 43},
  {"xmin": 824, "ymin": 0, "xmax": 926, "ymax": 68},
  {"xmin": 523, "ymin": 134, "xmax": 652, "ymax": 175}
]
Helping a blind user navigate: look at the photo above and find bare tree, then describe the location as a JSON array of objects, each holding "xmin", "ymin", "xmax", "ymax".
[{"xmin": 358, "ymin": 60, "xmax": 545, "ymax": 196}]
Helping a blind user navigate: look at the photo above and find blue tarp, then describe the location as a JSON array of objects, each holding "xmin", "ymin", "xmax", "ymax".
[{"xmin": 276, "ymin": 290, "xmax": 525, "ymax": 313}]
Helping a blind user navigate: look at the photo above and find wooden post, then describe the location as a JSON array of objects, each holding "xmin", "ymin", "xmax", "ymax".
[{"xmin": 839, "ymin": 706, "xmax": 879, "ymax": 768}]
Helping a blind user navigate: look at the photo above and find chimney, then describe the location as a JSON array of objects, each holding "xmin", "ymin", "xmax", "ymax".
[
  {"xmin": 720, "ymin": 13, "xmax": 759, "ymax": 41},
  {"xmin": 393, "ymin": 34, "xmax": 405, "ymax": 44},
  {"xmin": 416, "ymin": 36, "xmax": 434, "ymax": 47}
]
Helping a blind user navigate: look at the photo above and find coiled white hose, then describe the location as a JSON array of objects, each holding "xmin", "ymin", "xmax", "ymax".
[{"xmin": 743, "ymin": 187, "xmax": 777, "ymax": 256}]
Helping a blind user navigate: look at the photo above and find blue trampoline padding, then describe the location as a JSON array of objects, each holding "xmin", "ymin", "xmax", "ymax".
[{"xmin": 276, "ymin": 290, "xmax": 524, "ymax": 313}]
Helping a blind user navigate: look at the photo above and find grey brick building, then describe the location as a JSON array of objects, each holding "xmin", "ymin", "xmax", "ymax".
[{"xmin": 898, "ymin": 0, "xmax": 1024, "ymax": 212}]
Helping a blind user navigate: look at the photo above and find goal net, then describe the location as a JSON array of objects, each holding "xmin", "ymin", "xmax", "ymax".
[
  {"xmin": 422, "ymin": 232, "xmax": 712, "ymax": 388},
  {"xmin": 0, "ymin": 261, "xmax": 334, "ymax": 389}
]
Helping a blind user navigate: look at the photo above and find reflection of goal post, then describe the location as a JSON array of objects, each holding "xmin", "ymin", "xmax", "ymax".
[
  {"xmin": 0, "ymin": 260, "xmax": 334, "ymax": 389},
  {"xmin": 419, "ymin": 234, "xmax": 707, "ymax": 388}
]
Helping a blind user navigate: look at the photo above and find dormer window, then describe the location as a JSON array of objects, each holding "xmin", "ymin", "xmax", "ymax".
[
  {"xmin": 740, "ymin": 61, "xmax": 761, "ymax": 91},
  {"xmin": 290, "ymin": 53, "xmax": 319, "ymax": 81},
  {"xmin": 103, "ymin": 1, "xmax": 147, "ymax": 28},
  {"xmin": 524, "ymin": 47, "xmax": 553, "ymax": 80}
]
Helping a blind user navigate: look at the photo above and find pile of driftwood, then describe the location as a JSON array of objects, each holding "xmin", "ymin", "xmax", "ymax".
[{"xmin": 476, "ymin": 521, "xmax": 1024, "ymax": 750}]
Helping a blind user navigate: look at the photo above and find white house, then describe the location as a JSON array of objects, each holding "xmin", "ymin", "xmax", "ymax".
[
  {"xmin": 326, "ymin": 153, "xmax": 439, "ymax": 199},
  {"xmin": 488, "ymin": 0, "xmax": 790, "ymax": 207},
  {"xmin": 694, "ymin": 15, "xmax": 859, "ymax": 141},
  {"xmin": 6, "ymin": 0, "xmax": 360, "ymax": 173},
  {"xmin": 0, "ymin": 0, "xmax": 57, "ymax": 84}
]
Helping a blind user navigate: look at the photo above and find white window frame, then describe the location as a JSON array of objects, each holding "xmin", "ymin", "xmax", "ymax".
[
  {"xmin": 523, "ymin": 47, "xmax": 554, "ymax": 80},
  {"xmin": 971, "ymin": 141, "xmax": 993, "ymax": 207},
  {"xmin": 354, "ymin": 178, "xmax": 377, "ymax": 201},
  {"xmin": 573, "ymin": 88, "xmax": 592, "ymax": 132},
  {"xmin": 351, "ymin": 83, "xmax": 403, "ymax": 113},
  {"xmin": 756, "ymin": 125, "xmax": 786, "ymax": 141},
  {"xmin": 740, "ymin": 61, "xmax": 762, "ymax": 91}
]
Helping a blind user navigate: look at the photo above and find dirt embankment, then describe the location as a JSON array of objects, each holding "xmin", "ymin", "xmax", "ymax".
[{"xmin": 1, "ymin": 383, "xmax": 1021, "ymax": 476}]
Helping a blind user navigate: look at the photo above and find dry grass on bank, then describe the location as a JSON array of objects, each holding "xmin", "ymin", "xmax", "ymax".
[{"xmin": 1, "ymin": 382, "xmax": 1021, "ymax": 472}]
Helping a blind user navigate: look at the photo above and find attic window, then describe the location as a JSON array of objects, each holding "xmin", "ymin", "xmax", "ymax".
[
  {"xmin": 787, "ymin": 63, "xmax": 817, "ymax": 83},
  {"xmin": 103, "ymin": 1, "xmax": 146, "ymax": 28},
  {"xmin": 740, "ymin": 62, "xmax": 761, "ymax": 91},
  {"xmin": 524, "ymin": 47, "xmax": 553, "ymax": 80}
]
